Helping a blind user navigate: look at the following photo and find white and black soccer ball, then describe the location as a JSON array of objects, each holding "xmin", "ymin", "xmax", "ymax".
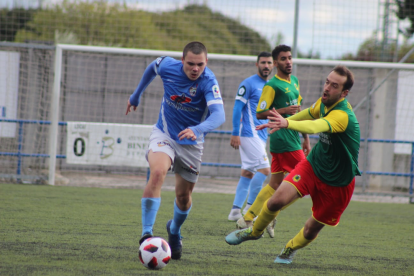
[{"xmin": 139, "ymin": 237, "xmax": 171, "ymax": 270}]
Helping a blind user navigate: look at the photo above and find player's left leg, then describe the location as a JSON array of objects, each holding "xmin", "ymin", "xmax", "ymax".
[
  {"xmin": 166, "ymin": 143, "xmax": 202, "ymax": 259},
  {"xmin": 166, "ymin": 173, "xmax": 195, "ymax": 259}
]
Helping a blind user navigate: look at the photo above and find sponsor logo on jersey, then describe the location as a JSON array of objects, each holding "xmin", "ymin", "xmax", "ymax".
[
  {"xmin": 170, "ymin": 93, "xmax": 192, "ymax": 104},
  {"xmin": 293, "ymin": 174, "xmax": 301, "ymax": 182},
  {"xmin": 182, "ymin": 165, "xmax": 199, "ymax": 175},
  {"xmin": 284, "ymin": 87, "xmax": 291, "ymax": 93},
  {"xmin": 259, "ymin": 100, "xmax": 267, "ymax": 110},
  {"xmin": 212, "ymin": 85, "xmax": 221, "ymax": 98},
  {"xmin": 237, "ymin": 86, "xmax": 246, "ymax": 96},
  {"xmin": 157, "ymin": 140, "xmax": 171, "ymax": 147},
  {"xmin": 156, "ymin": 56, "xmax": 166, "ymax": 66},
  {"xmin": 189, "ymin": 84, "xmax": 198, "ymax": 96}
]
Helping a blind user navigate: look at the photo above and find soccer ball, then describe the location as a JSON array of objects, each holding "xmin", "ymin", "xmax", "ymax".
[{"xmin": 139, "ymin": 237, "xmax": 171, "ymax": 270}]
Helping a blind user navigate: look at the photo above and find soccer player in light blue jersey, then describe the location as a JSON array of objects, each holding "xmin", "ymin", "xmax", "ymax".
[
  {"xmin": 228, "ymin": 52, "xmax": 273, "ymax": 224},
  {"xmin": 126, "ymin": 41, "xmax": 225, "ymax": 260}
]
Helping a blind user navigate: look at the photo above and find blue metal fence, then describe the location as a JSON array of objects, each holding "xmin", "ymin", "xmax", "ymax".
[{"xmin": 1, "ymin": 118, "xmax": 413, "ymax": 198}]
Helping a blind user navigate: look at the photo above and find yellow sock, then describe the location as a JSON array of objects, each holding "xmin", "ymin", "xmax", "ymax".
[
  {"xmin": 252, "ymin": 199, "xmax": 279, "ymax": 236},
  {"xmin": 244, "ymin": 184, "xmax": 275, "ymax": 221},
  {"xmin": 285, "ymin": 227, "xmax": 315, "ymax": 250}
]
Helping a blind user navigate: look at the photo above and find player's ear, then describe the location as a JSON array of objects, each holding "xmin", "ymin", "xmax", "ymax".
[
  {"xmin": 341, "ymin": 89, "xmax": 349, "ymax": 97},
  {"xmin": 181, "ymin": 56, "xmax": 185, "ymax": 63}
]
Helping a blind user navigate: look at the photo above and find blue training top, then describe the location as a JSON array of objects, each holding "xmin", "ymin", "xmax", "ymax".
[
  {"xmin": 232, "ymin": 74, "xmax": 268, "ymax": 142},
  {"xmin": 130, "ymin": 56, "xmax": 225, "ymax": 145}
]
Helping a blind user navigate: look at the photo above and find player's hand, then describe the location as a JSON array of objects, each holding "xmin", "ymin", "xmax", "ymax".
[
  {"xmin": 302, "ymin": 139, "xmax": 311, "ymax": 157},
  {"xmin": 265, "ymin": 108, "xmax": 288, "ymax": 134},
  {"xmin": 178, "ymin": 128, "xmax": 197, "ymax": 141},
  {"xmin": 126, "ymin": 99, "xmax": 137, "ymax": 115},
  {"xmin": 283, "ymin": 105, "xmax": 299, "ymax": 115},
  {"xmin": 230, "ymin": 136, "xmax": 241, "ymax": 149}
]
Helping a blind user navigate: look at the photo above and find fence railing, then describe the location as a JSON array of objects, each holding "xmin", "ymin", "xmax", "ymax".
[{"xmin": 1, "ymin": 118, "xmax": 413, "ymax": 200}]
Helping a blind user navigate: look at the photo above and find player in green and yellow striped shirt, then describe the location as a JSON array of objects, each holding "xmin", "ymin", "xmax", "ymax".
[{"xmin": 226, "ymin": 65, "xmax": 360, "ymax": 265}]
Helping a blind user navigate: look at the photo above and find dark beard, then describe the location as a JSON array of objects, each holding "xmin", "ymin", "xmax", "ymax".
[
  {"xmin": 259, "ymin": 68, "xmax": 270, "ymax": 78},
  {"xmin": 279, "ymin": 67, "xmax": 291, "ymax": 76}
]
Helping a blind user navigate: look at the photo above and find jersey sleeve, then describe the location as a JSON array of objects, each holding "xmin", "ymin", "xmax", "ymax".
[
  {"xmin": 287, "ymin": 119, "xmax": 331, "ymax": 134},
  {"xmin": 235, "ymin": 80, "xmax": 250, "ymax": 104},
  {"xmin": 256, "ymin": 85, "xmax": 275, "ymax": 113},
  {"xmin": 204, "ymin": 79, "xmax": 224, "ymax": 106},
  {"xmin": 155, "ymin": 56, "xmax": 178, "ymax": 76},
  {"xmin": 323, "ymin": 110, "xmax": 349, "ymax": 133},
  {"xmin": 308, "ymin": 97, "xmax": 322, "ymax": 119}
]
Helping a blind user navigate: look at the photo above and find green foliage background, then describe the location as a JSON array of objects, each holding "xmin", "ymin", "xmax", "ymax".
[{"xmin": 8, "ymin": 0, "xmax": 270, "ymax": 55}]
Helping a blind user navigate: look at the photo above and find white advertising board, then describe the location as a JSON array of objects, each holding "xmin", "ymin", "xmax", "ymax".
[
  {"xmin": 66, "ymin": 122, "xmax": 152, "ymax": 167},
  {"xmin": 394, "ymin": 70, "xmax": 414, "ymax": 154},
  {"xmin": 0, "ymin": 51, "xmax": 20, "ymax": 137}
]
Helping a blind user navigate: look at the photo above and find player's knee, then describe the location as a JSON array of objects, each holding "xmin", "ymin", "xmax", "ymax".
[
  {"xmin": 241, "ymin": 170, "xmax": 254, "ymax": 178},
  {"xmin": 175, "ymin": 193, "xmax": 191, "ymax": 207},
  {"xmin": 260, "ymin": 168, "xmax": 271, "ymax": 176},
  {"xmin": 149, "ymin": 168, "xmax": 167, "ymax": 184}
]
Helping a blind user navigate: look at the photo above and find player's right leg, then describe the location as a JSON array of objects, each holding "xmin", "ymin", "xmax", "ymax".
[
  {"xmin": 140, "ymin": 127, "xmax": 175, "ymax": 244},
  {"xmin": 140, "ymin": 150, "xmax": 172, "ymax": 244},
  {"xmin": 275, "ymin": 218, "xmax": 322, "ymax": 264}
]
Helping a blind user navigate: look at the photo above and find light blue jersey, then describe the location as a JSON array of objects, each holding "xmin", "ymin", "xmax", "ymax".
[
  {"xmin": 233, "ymin": 74, "xmax": 268, "ymax": 142},
  {"xmin": 130, "ymin": 56, "xmax": 225, "ymax": 145}
]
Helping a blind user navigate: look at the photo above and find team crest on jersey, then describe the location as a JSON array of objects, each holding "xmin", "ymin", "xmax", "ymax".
[
  {"xmin": 171, "ymin": 93, "xmax": 192, "ymax": 104},
  {"xmin": 189, "ymin": 85, "xmax": 198, "ymax": 96},
  {"xmin": 212, "ymin": 85, "xmax": 221, "ymax": 98},
  {"xmin": 259, "ymin": 100, "xmax": 266, "ymax": 110},
  {"xmin": 293, "ymin": 175, "xmax": 301, "ymax": 182},
  {"xmin": 237, "ymin": 86, "xmax": 246, "ymax": 96}
]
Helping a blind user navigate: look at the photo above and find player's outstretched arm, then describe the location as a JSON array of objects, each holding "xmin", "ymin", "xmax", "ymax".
[
  {"xmin": 126, "ymin": 59, "xmax": 158, "ymax": 115},
  {"xmin": 256, "ymin": 108, "xmax": 287, "ymax": 133},
  {"xmin": 182, "ymin": 104, "xmax": 225, "ymax": 140}
]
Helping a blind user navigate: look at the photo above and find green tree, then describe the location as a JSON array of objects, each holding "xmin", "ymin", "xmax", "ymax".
[
  {"xmin": 13, "ymin": 1, "xmax": 270, "ymax": 55},
  {"xmin": 0, "ymin": 7, "xmax": 37, "ymax": 42},
  {"xmin": 396, "ymin": 0, "xmax": 414, "ymax": 37},
  {"xmin": 14, "ymin": 0, "xmax": 165, "ymax": 49}
]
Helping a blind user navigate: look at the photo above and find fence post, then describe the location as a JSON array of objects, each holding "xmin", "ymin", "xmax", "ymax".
[
  {"xmin": 410, "ymin": 142, "xmax": 414, "ymax": 204},
  {"xmin": 16, "ymin": 121, "xmax": 23, "ymax": 183}
]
